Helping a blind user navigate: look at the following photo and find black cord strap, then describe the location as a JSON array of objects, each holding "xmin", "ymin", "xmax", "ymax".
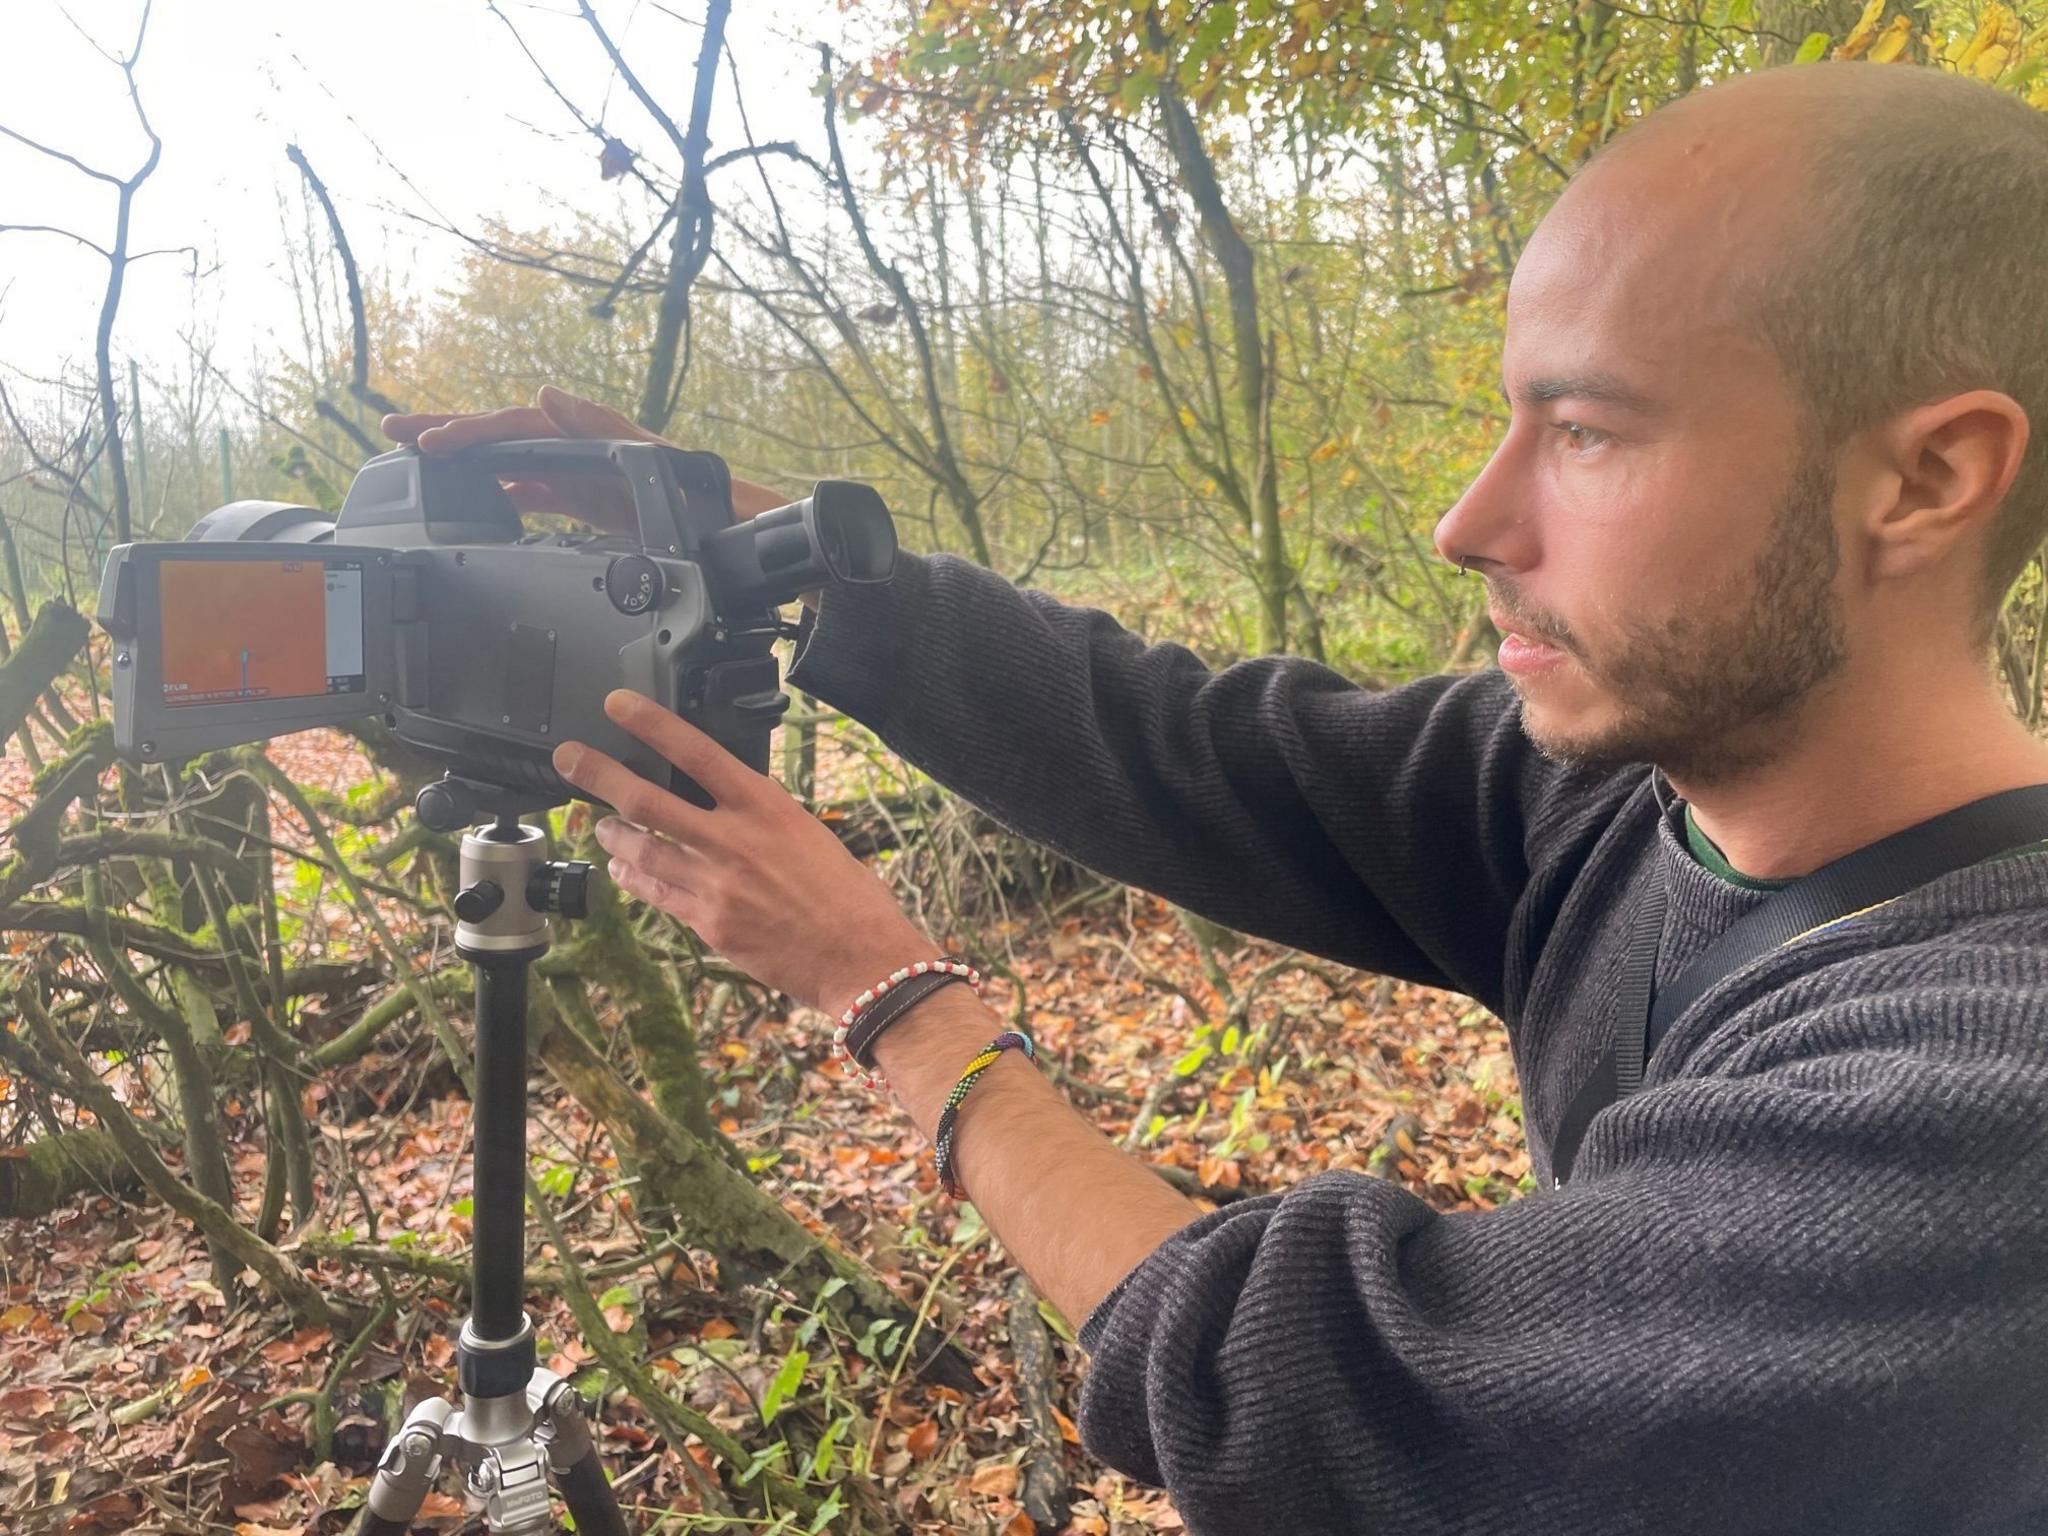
[{"xmin": 1549, "ymin": 779, "xmax": 2048, "ymax": 1188}]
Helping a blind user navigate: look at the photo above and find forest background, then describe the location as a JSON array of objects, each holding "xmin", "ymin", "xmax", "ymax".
[{"xmin": 5, "ymin": 1, "xmax": 2048, "ymax": 1533}]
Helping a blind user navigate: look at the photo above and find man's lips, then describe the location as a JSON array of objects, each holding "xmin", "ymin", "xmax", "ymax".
[
  {"xmin": 1489, "ymin": 608, "xmax": 1575, "ymax": 680},
  {"xmin": 1489, "ymin": 609, "xmax": 1565, "ymax": 652}
]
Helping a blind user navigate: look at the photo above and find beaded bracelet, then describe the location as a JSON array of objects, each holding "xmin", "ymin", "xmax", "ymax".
[
  {"xmin": 933, "ymin": 1030, "xmax": 1036, "ymax": 1198},
  {"xmin": 831, "ymin": 958, "xmax": 983, "ymax": 1090}
]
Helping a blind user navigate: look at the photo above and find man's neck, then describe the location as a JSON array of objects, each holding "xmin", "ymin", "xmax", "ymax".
[{"xmin": 1669, "ymin": 667, "xmax": 2048, "ymax": 882}]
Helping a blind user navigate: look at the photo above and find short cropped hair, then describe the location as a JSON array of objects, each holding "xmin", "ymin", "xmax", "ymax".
[{"xmin": 1624, "ymin": 63, "xmax": 2048, "ymax": 647}]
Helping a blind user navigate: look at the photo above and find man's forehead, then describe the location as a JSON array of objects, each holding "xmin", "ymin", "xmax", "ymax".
[{"xmin": 1504, "ymin": 161, "xmax": 1790, "ymax": 407}]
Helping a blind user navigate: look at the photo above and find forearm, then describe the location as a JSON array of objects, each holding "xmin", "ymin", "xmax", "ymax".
[
  {"xmin": 791, "ymin": 553, "xmax": 1554, "ymax": 995},
  {"xmin": 870, "ymin": 988, "xmax": 1200, "ymax": 1327}
]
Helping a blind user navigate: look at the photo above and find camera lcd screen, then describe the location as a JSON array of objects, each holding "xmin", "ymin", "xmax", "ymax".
[{"xmin": 158, "ymin": 557, "xmax": 368, "ymax": 708}]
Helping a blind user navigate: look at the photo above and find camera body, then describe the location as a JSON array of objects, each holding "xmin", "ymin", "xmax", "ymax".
[{"xmin": 96, "ymin": 439, "xmax": 895, "ymax": 809}]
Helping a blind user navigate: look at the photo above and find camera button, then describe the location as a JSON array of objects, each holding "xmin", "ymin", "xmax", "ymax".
[{"xmin": 604, "ymin": 554, "xmax": 665, "ymax": 616}]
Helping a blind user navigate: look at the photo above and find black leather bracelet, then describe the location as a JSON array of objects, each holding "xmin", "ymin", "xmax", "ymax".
[{"xmin": 843, "ymin": 969, "xmax": 968, "ymax": 1068}]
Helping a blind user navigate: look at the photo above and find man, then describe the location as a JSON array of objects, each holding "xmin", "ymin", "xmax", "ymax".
[{"xmin": 386, "ymin": 60, "xmax": 2048, "ymax": 1535}]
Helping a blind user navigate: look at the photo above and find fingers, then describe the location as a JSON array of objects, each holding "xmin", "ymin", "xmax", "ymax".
[
  {"xmin": 594, "ymin": 816, "xmax": 703, "ymax": 896},
  {"xmin": 381, "ymin": 411, "xmax": 463, "ymax": 445},
  {"xmin": 414, "ymin": 405, "xmax": 558, "ymax": 455},
  {"xmin": 501, "ymin": 480, "xmax": 580, "ymax": 518},
  {"xmin": 537, "ymin": 385, "xmax": 662, "ymax": 444},
  {"xmin": 384, "ymin": 389, "xmax": 664, "ymax": 459},
  {"xmin": 601, "ymin": 690, "xmax": 761, "ymax": 806},
  {"xmin": 607, "ymin": 854, "xmax": 692, "ymax": 913},
  {"xmin": 551, "ymin": 738, "xmax": 711, "ymax": 843}
]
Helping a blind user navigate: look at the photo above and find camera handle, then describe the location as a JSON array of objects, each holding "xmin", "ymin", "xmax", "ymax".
[
  {"xmin": 433, "ymin": 439, "xmax": 728, "ymax": 558},
  {"xmin": 354, "ymin": 783, "xmax": 627, "ymax": 1536}
]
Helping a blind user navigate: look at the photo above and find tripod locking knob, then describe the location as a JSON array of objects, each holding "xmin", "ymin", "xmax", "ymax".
[
  {"xmin": 453, "ymin": 880, "xmax": 505, "ymax": 924},
  {"xmin": 528, "ymin": 860, "xmax": 592, "ymax": 921}
]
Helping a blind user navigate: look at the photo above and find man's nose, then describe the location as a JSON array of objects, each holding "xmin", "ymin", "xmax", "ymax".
[{"xmin": 1434, "ymin": 436, "xmax": 1538, "ymax": 575}]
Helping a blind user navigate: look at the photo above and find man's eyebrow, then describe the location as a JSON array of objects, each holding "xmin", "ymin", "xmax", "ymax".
[{"xmin": 1501, "ymin": 374, "xmax": 1660, "ymax": 413}]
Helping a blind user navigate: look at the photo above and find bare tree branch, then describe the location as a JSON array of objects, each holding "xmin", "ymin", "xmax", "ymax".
[
  {"xmin": 286, "ymin": 143, "xmax": 405, "ymax": 418},
  {"xmin": 312, "ymin": 398, "xmax": 381, "ymax": 457},
  {"xmin": 632, "ymin": 0, "xmax": 731, "ymax": 432},
  {"xmin": 11, "ymin": 0, "xmax": 172, "ymax": 545},
  {"xmin": 574, "ymin": 0, "xmax": 689, "ymax": 155},
  {"xmin": 0, "ymin": 225, "xmax": 112, "ymax": 259},
  {"xmin": 816, "ymin": 46, "xmax": 991, "ymax": 565},
  {"xmin": 0, "ymin": 124, "xmax": 125, "ymax": 185}
]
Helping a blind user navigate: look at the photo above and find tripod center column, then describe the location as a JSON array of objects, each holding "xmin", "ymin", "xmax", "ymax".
[{"xmin": 455, "ymin": 821, "xmax": 554, "ymax": 1354}]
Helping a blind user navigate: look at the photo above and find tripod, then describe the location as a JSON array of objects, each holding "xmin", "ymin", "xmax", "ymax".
[{"xmin": 355, "ymin": 778, "xmax": 628, "ymax": 1536}]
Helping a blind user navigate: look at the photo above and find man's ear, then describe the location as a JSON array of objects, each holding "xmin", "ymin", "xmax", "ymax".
[{"xmin": 1863, "ymin": 389, "xmax": 2030, "ymax": 582}]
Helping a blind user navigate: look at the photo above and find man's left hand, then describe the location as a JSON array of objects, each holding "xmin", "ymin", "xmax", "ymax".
[{"xmin": 552, "ymin": 690, "xmax": 933, "ymax": 1016}]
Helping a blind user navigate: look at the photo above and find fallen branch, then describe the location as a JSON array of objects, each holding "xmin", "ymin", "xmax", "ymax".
[
  {"xmin": 256, "ymin": 1294, "xmax": 397, "ymax": 1464},
  {"xmin": 16, "ymin": 981, "xmax": 341, "ymax": 1328},
  {"xmin": 533, "ymin": 992, "xmax": 980, "ymax": 1391},
  {"xmin": 252, "ymin": 757, "xmax": 473, "ymax": 1093},
  {"xmin": 526, "ymin": 1170, "xmax": 822, "ymax": 1523},
  {"xmin": 1006, "ymin": 1271, "xmax": 1074, "ymax": 1534},
  {"xmin": 295, "ymin": 1231, "xmax": 685, "ymax": 1294},
  {"xmin": 309, "ymin": 964, "xmax": 470, "ymax": 1069}
]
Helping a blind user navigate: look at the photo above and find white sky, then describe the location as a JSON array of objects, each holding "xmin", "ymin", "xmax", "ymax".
[{"xmin": 0, "ymin": 0, "xmax": 845, "ymax": 389}]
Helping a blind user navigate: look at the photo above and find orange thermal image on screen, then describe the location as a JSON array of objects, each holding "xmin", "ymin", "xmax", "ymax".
[{"xmin": 160, "ymin": 560, "xmax": 327, "ymax": 707}]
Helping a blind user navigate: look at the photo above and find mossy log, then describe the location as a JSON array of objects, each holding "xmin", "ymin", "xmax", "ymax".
[
  {"xmin": 535, "ymin": 1005, "xmax": 978, "ymax": 1390},
  {"xmin": 0, "ymin": 601, "xmax": 89, "ymax": 746},
  {"xmin": 6, "ymin": 721, "xmax": 115, "ymax": 870},
  {"xmin": 0, "ymin": 1127, "xmax": 139, "ymax": 1218}
]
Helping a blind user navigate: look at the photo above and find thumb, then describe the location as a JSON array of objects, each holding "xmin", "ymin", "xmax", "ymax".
[{"xmin": 537, "ymin": 385, "xmax": 661, "ymax": 444}]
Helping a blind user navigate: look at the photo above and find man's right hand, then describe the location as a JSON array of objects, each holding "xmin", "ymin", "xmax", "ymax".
[{"xmin": 381, "ymin": 385, "xmax": 790, "ymax": 535}]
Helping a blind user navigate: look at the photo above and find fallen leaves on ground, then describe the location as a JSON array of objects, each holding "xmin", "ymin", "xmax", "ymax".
[{"xmin": 2, "ymin": 724, "xmax": 1529, "ymax": 1534}]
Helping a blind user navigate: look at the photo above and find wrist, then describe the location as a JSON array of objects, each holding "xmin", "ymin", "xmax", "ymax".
[
  {"xmin": 870, "ymin": 987, "xmax": 997, "ymax": 1125},
  {"xmin": 811, "ymin": 928, "xmax": 939, "ymax": 1021}
]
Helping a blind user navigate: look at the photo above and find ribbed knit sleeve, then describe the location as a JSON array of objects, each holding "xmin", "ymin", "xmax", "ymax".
[
  {"xmin": 789, "ymin": 552, "xmax": 1589, "ymax": 1007},
  {"xmin": 1074, "ymin": 911, "xmax": 2048, "ymax": 1535}
]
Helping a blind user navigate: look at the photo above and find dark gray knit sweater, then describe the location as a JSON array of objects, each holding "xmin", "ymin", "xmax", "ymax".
[{"xmin": 788, "ymin": 551, "xmax": 2048, "ymax": 1536}]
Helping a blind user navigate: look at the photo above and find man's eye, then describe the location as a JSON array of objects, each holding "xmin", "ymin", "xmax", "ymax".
[{"xmin": 1552, "ymin": 421, "xmax": 1607, "ymax": 452}]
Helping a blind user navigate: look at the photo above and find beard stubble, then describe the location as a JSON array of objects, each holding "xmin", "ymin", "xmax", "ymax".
[{"xmin": 1503, "ymin": 451, "xmax": 1849, "ymax": 788}]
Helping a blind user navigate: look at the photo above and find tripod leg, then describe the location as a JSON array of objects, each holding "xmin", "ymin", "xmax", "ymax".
[
  {"xmin": 553, "ymin": 1446, "xmax": 631, "ymax": 1536},
  {"xmin": 354, "ymin": 1396, "xmax": 454, "ymax": 1536},
  {"xmin": 538, "ymin": 1377, "xmax": 630, "ymax": 1536}
]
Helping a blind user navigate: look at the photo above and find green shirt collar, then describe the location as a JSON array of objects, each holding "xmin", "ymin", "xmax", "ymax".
[
  {"xmin": 1680, "ymin": 797, "xmax": 2048, "ymax": 894},
  {"xmin": 1681, "ymin": 803, "xmax": 1793, "ymax": 892}
]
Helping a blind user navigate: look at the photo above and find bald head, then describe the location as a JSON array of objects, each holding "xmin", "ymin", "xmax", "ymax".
[{"xmin": 1552, "ymin": 63, "xmax": 2048, "ymax": 635}]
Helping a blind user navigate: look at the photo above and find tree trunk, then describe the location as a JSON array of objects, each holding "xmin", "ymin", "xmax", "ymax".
[
  {"xmin": 576, "ymin": 870, "xmax": 732, "ymax": 1158},
  {"xmin": 1154, "ymin": 86, "xmax": 1292, "ymax": 653},
  {"xmin": 637, "ymin": 0, "xmax": 733, "ymax": 431}
]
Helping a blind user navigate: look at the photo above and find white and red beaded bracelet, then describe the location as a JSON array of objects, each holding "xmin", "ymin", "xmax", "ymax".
[{"xmin": 831, "ymin": 959, "xmax": 983, "ymax": 1090}]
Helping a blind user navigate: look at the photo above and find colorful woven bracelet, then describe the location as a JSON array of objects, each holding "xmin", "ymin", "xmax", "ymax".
[
  {"xmin": 933, "ymin": 1030, "xmax": 1036, "ymax": 1199},
  {"xmin": 831, "ymin": 959, "xmax": 982, "ymax": 1090}
]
